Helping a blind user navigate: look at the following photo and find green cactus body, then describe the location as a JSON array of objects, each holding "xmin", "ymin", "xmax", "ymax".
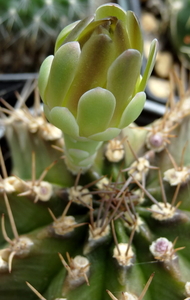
[
  {"xmin": 1, "ymin": 3, "xmax": 190, "ymax": 300},
  {"xmin": 169, "ymin": 0, "xmax": 190, "ymax": 68}
]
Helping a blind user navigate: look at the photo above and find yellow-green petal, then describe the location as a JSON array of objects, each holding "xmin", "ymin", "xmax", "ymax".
[
  {"xmin": 89, "ymin": 128, "xmax": 121, "ymax": 141},
  {"xmin": 138, "ymin": 39, "xmax": 158, "ymax": 92},
  {"xmin": 38, "ymin": 55, "xmax": 54, "ymax": 103},
  {"xmin": 64, "ymin": 34, "xmax": 115, "ymax": 116},
  {"xmin": 50, "ymin": 107, "xmax": 79, "ymax": 138},
  {"xmin": 54, "ymin": 20, "xmax": 80, "ymax": 52},
  {"xmin": 126, "ymin": 11, "xmax": 143, "ymax": 54},
  {"xmin": 118, "ymin": 92, "xmax": 146, "ymax": 129},
  {"xmin": 107, "ymin": 49, "xmax": 141, "ymax": 126},
  {"xmin": 45, "ymin": 42, "xmax": 81, "ymax": 109},
  {"xmin": 95, "ymin": 3, "xmax": 127, "ymax": 25},
  {"xmin": 77, "ymin": 88, "xmax": 116, "ymax": 137}
]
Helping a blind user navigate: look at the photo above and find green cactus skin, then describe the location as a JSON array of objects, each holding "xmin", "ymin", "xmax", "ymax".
[
  {"xmin": 169, "ymin": 0, "xmax": 190, "ymax": 68},
  {"xmin": 1, "ymin": 71, "xmax": 190, "ymax": 300}
]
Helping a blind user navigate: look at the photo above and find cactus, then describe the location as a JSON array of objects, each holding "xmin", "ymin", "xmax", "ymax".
[
  {"xmin": 1, "ymin": 3, "xmax": 190, "ymax": 300},
  {"xmin": 168, "ymin": 0, "xmax": 190, "ymax": 68}
]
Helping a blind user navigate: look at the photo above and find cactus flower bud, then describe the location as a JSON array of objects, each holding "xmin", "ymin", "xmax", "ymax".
[{"xmin": 38, "ymin": 3, "xmax": 158, "ymax": 174}]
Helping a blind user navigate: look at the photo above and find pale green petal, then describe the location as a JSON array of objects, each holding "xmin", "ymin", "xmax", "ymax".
[
  {"xmin": 45, "ymin": 42, "xmax": 81, "ymax": 109},
  {"xmin": 54, "ymin": 20, "xmax": 80, "ymax": 52},
  {"xmin": 107, "ymin": 49, "xmax": 141, "ymax": 126},
  {"xmin": 89, "ymin": 128, "xmax": 121, "ymax": 141},
  {"xmin": 68, "ymin": 149, "xmax": 89, "ymax": 161},
  {"xmin": 118, "ymin": 92, "xmax": 146, "ymax": 129},
  {"xmin": 77, "ymin": 88, "xmax": 116, "ymax": 137},
  {"xmin": 57, "ymin": 16, "xmax": 94, "ymax": 48},
  {"xmin": 112, "ymin": 20, "xmax": 131, "ymax": 57},
  {"xmin": 126, "ymin": 11, "xmax": 143, "ymax": 54},
  {"xmin": 38, "ymin": 55, "xmax": 54, "ymax": 103},
  {"xmin": 64, "ymin": 34, "xmax": 114, "ymax": 116},
  {"xmin": 50, "ymin": 107, "xmax": 79, "ymax": 138},
  {"xmin": 138, "ymin": 39, "xmax": 158, "ymax": 92},
  {"xmin": 95, "ymin": 3, "xmax": 127, "ymax": 25}
]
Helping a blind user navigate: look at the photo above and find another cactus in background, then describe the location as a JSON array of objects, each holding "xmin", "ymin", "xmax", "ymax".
[
  {"xmin": 169, "ymin": 0, "xmax": 190, "ymax": 68},
  {"xmin": 1, "ymin": 3, "xmax": 190, "ymax": 300}
]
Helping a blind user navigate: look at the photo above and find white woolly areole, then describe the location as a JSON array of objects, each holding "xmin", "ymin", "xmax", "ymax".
[
  {"xmin": 105, "ymin": 139, "xmax": 124, "ymax": 162},
  {"xmin": 185, "ymin": 282, "xmax": 190, "ymax": 296},
  {"xmin": 68, "ymin": 186, "xmax": 92, "ymax": 205},
  {"xmin": 66, "ymin": 255, "xmax": 90, "ymax": 288},
  {"xmin": 123, "ymin": 292, "xmax": 138, "ymax": 300},
  {"xmin": 123, "ymin": 213, "xmax": 144, "ymax": 233},
  {"xmin": 113, "ymin": 243, "xmax": 134, "ymax": 267},
  {"xmin": 33, "ymin": 181, "xmax": 53, "ymax": 201},
  {"xmin": 0, "ymin": 249, "xmax": 9, "ymax": 271},
  {"xmin": 149, "ymin": 237, "xmax": 175, "ymax": 261},
  {"xmin": 96, "ymin": 177, "xmax": 110, "ymax": 190},
  {"xmin": 128, "ymin": 158, "xmax": 150, "ymax": 182},
  {"xmin": 40, "ymin": 123, "xmax": 62, "ymax": 141},
  {"xmin": 11, "ymin": 237, "xmax": 33, "ymax": 257},
  {"xmin": 88, "ymin": 220, "xmax": 110, "ymax": 241},
  {"xmin": 53, "ymin": 215, "xmax": 77, "ymax": 235},
  {"xmin": 0, "ymin": 176, "xmax": 18, "ymax": 193},
  {"xmin": 163, "ymin": 167, "xmax": 190, "ymax": 186},
  {"xmin": 150, "ymin": 202, "xmax": 176, "ymax": 220}
]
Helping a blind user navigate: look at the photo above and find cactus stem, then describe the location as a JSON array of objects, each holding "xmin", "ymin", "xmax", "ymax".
[{"xmin": 26, "ymin": 281, "xmax": 46, "ymax": 300}]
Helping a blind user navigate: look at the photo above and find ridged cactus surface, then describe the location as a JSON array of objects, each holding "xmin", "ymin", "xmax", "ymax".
[{"xmin": 1, "ymin": 3, "xmax": 190, "ymax": 300}]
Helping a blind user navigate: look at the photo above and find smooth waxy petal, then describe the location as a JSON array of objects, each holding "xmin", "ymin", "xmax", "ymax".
[
  {"xmin": 38, "ymin": 55, "xmax": 54, "ymax": 103},
  {"xmin": 45, "ymin": 42, "xmax": 81, "ymax": 109},
  {"xmin": 95, "ymin": 3, "xmax": 127, "ymax": 25},
  {"xmin": 112, "ymin": 20, "xmax": 131, "ymax": 57},
  {"xmin": 126, "ymin": 11, "xmax": 143, "ymax": 53},
  {"xmin": 138, "ymin": 39, "xmax": 158, "ymax": 92},
  {"xmin": 107, "ymin": 49, "xmax": 142, "ymax": 126},
  {"xmin": 62, "ymin": 16, "xmax": 94, "ymax": 44},
  {"xmin": 50, "ymin": 107, "xmax": 79, "ymax": 138},
  {"xmin": 118, "ymin": 92, "xmax": 146, "ymax": 129},
  {"xmin": 77, "ymin": 88, "xmax": 116, "ymax": 137},
  {"xmin": 68, "ymin": 149, "xmax": 89, "ymax": 161},
  {"xmin": 89, "ymin": 128, "xmax": 121, "ymax": 141},
  {"xmin": 76, "ymin": 19, "xmax": 112, "ymax": 48},
  {"xmin": 63, "ymin": 33, "xmax": 115, "ymax": 116},
  {"xmin": 54, "ymin": 20, "xmax": 80, "ymax": 52}
]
